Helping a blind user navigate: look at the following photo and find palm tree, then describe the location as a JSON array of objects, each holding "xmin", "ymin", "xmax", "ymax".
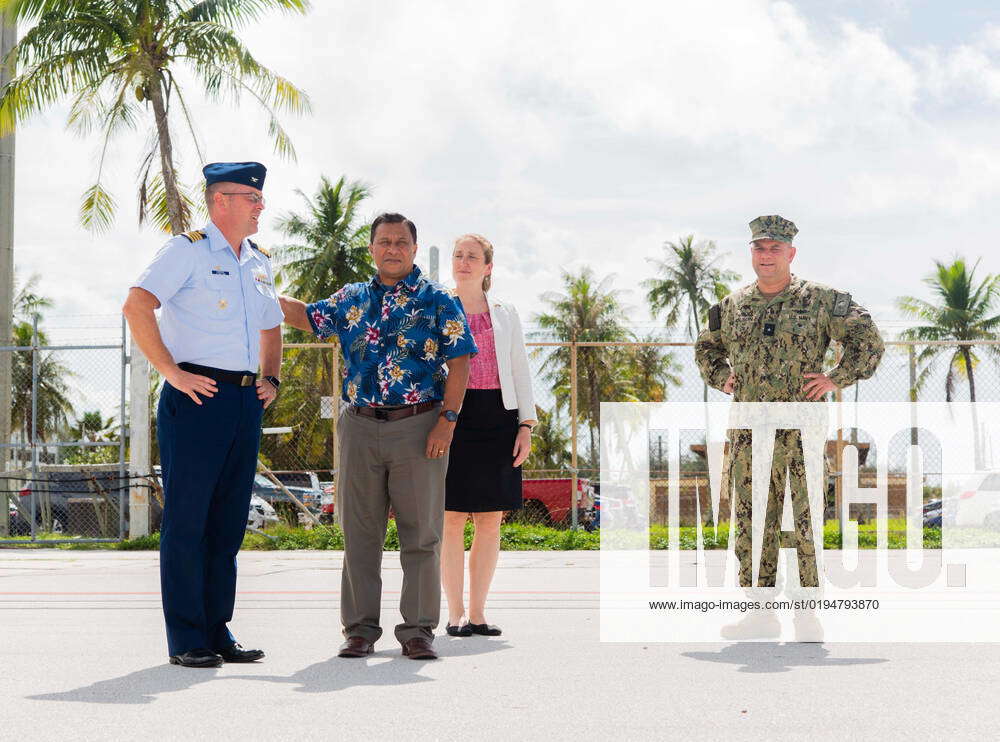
[
  {"xmin": 897, "ymin": 258, "xmax": 1000, "ymax": 402},
  {"xmin": 627, "ymin": 336, "xmax": 682, "ymax": 402},
  {"xmin": 9, "ymin": 272, "xmax": 73, "ymax": 454},
  {"xmin": 643, "ymin": 235, "xmax": 738, "ymax": 400},
  {"xmin": 523, "ymin": 406, "xmax": 571, "ymax": 474},
  {"xmin": 13, "ymin": 270, "xmax": 52, "ymax": 320},
  {"xmin": 10, "ymin": 321, "xmax": 74, "ymax": 450},
  {"xmin": 897, "ymin": 257, "xmax": 1000, "ymax": 468},
  {"xmin": 534, "ymin": 267, "xmax": 634, "ymax": 467},
  {"xmin": 643, "ymin": 235, "xmax": 738, "ymax": 338},
  {"xmin": 273, "ymin": 174, "xmax": 374, "ymax": 338},
  {"xmin": 0, "ymin": 0, "xmax": 311, "ymax": 233},
  {"xmin": 67, "ymin": 410, "xmax": 117, "ymax": 442},
  {"xmin": 263, "ymin": 175, "xmax": 374, "ymax": 471}
]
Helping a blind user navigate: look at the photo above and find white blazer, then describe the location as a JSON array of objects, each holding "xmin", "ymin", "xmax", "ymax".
[{"xmin": 484, "ymin": 298, "xmax": 538, "ymax": 423}]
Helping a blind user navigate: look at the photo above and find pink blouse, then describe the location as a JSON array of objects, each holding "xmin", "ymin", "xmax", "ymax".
[{"xmin": 467, "ymin": 311, "xmax": 501, "ymax": 389}]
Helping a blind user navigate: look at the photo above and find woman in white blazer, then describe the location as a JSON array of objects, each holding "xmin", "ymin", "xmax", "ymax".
[{"xmin": 441, "ymin": 233, "xmax": 537, "ymax": 637}]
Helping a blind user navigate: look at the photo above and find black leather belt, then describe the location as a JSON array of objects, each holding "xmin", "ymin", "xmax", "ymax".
[
  {"xmin": 178, "ymin": 362, "xmax": 256, "ymax": 387},
  {"xmin": 352, "ymin": 401, "xmax": 439, "ymax": 421}
]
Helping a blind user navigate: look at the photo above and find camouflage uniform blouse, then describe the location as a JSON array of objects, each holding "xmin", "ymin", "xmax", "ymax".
[{"xmin": 694, "ymin": 275, "xmax": 884, "ymax": 402}]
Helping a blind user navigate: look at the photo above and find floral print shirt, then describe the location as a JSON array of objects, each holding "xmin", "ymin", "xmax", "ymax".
[{"xmin": 306, "ymin": 265, "xmax": 477, "ymax": 407}]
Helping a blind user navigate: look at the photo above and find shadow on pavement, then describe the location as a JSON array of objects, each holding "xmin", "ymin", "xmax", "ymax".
[
  {"xmin": 681, "ymin": 643, "xmax": 890, "ymax": 674},
  {"xmin": 23, "ymin": 637, "xmax": 511, "ymax": 704},
  {"xmin": 25, "ymin": 664, "xmax": 220, "ymax": 705},
  {"xmin": 234, "ymin": 637, "xmax": 512, "ymax": 694}
]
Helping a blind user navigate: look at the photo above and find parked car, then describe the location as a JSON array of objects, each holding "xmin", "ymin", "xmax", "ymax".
[
  {"xmin": 319, "ymin": 483, "xmax": 336, "ymax": 524},
  {"xmin": 945, "ymin": 470, "xmax": 1000, "ymax": 530},
  {"xmin": 247, "ymin": 495, "xmax": 279, "ymax": 531},
  {"xmin": 515, "ymin": 478, "xmax": 595, "ymax": 526},
  {"xmin": 9, "ymin": 472, "xmax": 144, "ymax": 536},
  {"xmin": 253, "ymin": 472, "xmax": 323, "ymax": 513},
  {"xmin": 588, "ymin": 482, "xmax": 640, "ymax": 530}
]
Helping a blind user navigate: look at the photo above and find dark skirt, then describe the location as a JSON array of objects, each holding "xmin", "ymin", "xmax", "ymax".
[{"xmin": 445, "ymin": 389, "xmax": 523, "ymax": 512}]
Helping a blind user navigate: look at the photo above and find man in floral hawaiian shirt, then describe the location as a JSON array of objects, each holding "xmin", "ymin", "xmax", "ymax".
[{"xmin": 280, "ymin": 212, "xmax": 476, "ymax": 660}]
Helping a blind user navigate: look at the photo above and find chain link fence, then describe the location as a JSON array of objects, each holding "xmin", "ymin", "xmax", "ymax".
[
  {"xmin": 0, "ymin": 317, "xmax": 131, "ymax": 543},
  {"xmin": 4, "ymin": 322, "xmax": 997, "ymax": 541}
]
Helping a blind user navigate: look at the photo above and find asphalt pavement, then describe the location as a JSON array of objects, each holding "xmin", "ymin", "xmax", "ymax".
[{"xmin": 1, "ymin": 549, "xmax": 997, "ymax": 741}]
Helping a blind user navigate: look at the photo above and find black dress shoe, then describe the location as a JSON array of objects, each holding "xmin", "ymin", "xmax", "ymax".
[
  {"xmin": 446, "ymin": 622, "xmax": 472, "ymax": 637},
  {"xmin": 216, "ymin": 643, "xmax": 265, "ymax": 663},
  {"xmin": 467, "ymin": 622, "xmax": 502, "ymax": 636},
  {"xmin": 169, "ymin": 649, "xmax": 223, "ymax": 668}
]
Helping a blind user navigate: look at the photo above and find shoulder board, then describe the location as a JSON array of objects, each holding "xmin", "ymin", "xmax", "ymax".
[
  {"xmin": 708, "ymin": 303, "xmax": 722, "ymax": 332},
  {"xmin": 832, "ymin": 291, "xmax": 852, "ymax": 317},
  {"xmin": 248, "ymin": 239, "xmax": 270, "ymax": 259},
  {"xmin": 177, "ymin": 230, "xmax": 207, "ymax": 243}
]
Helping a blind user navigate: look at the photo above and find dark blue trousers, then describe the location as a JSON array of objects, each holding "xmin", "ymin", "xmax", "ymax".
[{"xmin": 157, "ymin": 380, "xmax": 263, "ymax": 656}]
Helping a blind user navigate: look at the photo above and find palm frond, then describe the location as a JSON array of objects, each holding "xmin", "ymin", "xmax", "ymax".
[{"xmin": 79, "ymin": 182, "xmax": 115, "ymax": 232}]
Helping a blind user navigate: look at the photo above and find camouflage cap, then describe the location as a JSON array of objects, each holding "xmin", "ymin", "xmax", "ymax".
[{"xmin": 749, "ymin": 215, "xmax": 798, "ymax": 244}]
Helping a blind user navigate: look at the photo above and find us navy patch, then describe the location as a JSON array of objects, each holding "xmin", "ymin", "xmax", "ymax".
[{"xmin": 832, "ymin": 292, "xmax": 851, "ymax": 317}]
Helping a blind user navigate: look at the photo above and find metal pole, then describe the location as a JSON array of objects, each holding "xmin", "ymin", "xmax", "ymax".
[
  {"xmin": 118, "ymin": 316, "xmax": 127, "ymax": 538},
  {"xmin": 570, "ymin": 337, "xmax": 578, "ymax": 530},
  {"xmin": 29, "ymin": 314, "xmax": 37, "ymax": 539},
  {"xmin": 0, "ymin": 14, "xmax": 16, "ymax": 537},
  {"xmin": 331, "ymin": 343, "xmax": 339, "ymax": 476},
  {"xmin": 128, "ymin": 336, "xmax": 151, "ymax": 538},
  {"xmin": 834, "ymin": 348, "xmax": 843, "ymax": 544},
  {"xmin": 908, "ymin": 344, "xmax": 920, "ymax": 515},
  {"xmin": 429, "ymin": 245, "xmax": 439, "ymax": 282},
  {"xmin": 908, "ymin": 343, "xmax": 918, "ymax": 442}
]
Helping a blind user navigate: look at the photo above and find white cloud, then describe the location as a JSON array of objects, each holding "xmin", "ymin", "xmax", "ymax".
[{"xmin": 11, "ymin": 0, "xmax": 1000, "ymax": 343}]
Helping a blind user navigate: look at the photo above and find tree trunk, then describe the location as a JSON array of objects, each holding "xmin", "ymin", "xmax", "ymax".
[
  {"xmin": 146, "ymin": 72, "xmax": 186, "ymax": 234},
  {"xmin": 588, "ymin": 364, "xmax": 599, "ymax": 468},
  {"xmin": 963, "ymin": 346, "xmax": 977, "ymax": 403},
  {"xmin": 690, "ymin": 304, "xmax": 707, "ymax": 402},
  {"xmin": 962, "ymin": 346, "xmax": 982, "ymax": 469}
]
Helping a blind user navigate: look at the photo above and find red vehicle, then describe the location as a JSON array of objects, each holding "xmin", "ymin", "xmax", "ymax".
[{"xmin": 519, "ymin": 478, "xmax": 595, "ymax": 526}]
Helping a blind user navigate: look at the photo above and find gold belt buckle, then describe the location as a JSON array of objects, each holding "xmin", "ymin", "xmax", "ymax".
[{"xmin": 240, "ymin": 374, "xmax": 253, "ymax": 387}]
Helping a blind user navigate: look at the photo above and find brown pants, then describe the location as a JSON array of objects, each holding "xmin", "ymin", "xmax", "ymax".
[{"xmin": 338, "ymin": 407, "xmax": 447, "ymax": 644}]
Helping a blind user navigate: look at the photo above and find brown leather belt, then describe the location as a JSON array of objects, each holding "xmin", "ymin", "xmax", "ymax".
[{"xmin": 351, "ymin": 401, "xmax": 439, "ymax": 422}]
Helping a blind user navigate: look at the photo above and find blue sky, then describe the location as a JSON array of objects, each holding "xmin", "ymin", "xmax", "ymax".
[{"xmin": 10, "ymin": 0, "xmax": 1000, "ymax": 347}]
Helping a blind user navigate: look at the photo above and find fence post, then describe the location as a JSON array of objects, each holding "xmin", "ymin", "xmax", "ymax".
[
  {"xmin": 834, "ymin": 347, "xmax": 844, "ymax": 544},
  {"xmin": 29, "ymin": 315, "xmax": 37, "ymax": 539},
  {"xmin": 118, "ymin": 316, "xmax": 127, "ymax": 538},
  {"xmin": 128, "ymin": 340, "xmax": 151, "ymax": 538},
  {"xmin": 570, "ymin": 337, "xmax": 578, "ymax": 530},
  {"xmin": 0, "ymin": 13, "xmax": 15, "ymax": 536},
  {"xmin": 331, "ymin": 341, "xmax": 339, "ymax": 478}
]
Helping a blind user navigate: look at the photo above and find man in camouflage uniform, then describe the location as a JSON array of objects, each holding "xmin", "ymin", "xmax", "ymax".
[{"xmin": 695, "ymin": 215, "xmax": 884, "ymax": 639}]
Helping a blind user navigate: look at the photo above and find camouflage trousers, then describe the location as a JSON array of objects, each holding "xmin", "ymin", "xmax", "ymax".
[{"xmin": 728, "ymin": 428, "xmax": 819, "ymax": 588}]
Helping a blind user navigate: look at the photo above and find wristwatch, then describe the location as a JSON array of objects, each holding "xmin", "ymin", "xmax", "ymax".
[
  {"xmin": 440, "ymin": 409, "xmax": 459, "ymax": 423},
  {"xmin": 264, "ymin": 375, "xmax": 281, "ymax": 390}
]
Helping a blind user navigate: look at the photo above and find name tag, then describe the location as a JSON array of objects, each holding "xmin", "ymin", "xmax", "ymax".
[{"xmin": 211, "ymin": 269, "xmax": 230, "ymax": 276}]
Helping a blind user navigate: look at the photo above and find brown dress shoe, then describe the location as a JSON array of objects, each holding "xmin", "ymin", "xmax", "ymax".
[
  {"xmin": 401, "ymin": 637, "xmax": 438, "ymax": 660},
  {"xmin": 338, "ymin": 636, "xmax": 375, "ymax": 658}
]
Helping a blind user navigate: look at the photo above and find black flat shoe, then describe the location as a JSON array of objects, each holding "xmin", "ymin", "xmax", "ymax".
[
  {"xmin": 446, "ymin": 623, "xmax": 472, "ymax": 637},
  {"xmin": 467, "ymin": 622, "xmax": 502, "ymax": 636},
  {"xmin": 216, "ymin": 643, "xmax": 265, "ymax": 663},
  {"xmin": 169, "ymin": 649, "xmax": 223, "ymax": 668}
]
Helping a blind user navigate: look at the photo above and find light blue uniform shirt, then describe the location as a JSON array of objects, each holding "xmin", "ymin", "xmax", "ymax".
[{"xmin": 134, "ymin": 221, "xmax": 283, "ymax": 372}]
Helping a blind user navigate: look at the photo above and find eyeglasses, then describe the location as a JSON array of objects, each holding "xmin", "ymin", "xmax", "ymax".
[{"xmin": 220, "ymin": 192, "xmax": 265, "ymax": 205}]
